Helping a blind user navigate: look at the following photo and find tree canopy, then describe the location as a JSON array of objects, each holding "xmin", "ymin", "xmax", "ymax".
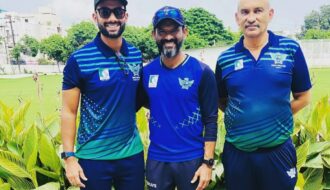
[{"xmin": 301, "ymin": 4, "xmax": 330, "ymax": 39}]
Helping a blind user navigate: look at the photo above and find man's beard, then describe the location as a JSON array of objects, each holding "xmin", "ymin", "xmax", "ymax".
[
  {"xmin": 98, "ymin": 21, "xmax": 126, "ymax": 39},
  {"xmin": 156, "ymin": 39, "xmax": 183, "ymax": 58}
]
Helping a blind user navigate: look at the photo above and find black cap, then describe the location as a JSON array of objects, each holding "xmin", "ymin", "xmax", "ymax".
[
  {"xmin": 94, "ymin": 0, "xmax": 128, "ymax": 9},
  {"xmin": 152, "ymin": 6, "xmax": 185, "ymax": 28}
]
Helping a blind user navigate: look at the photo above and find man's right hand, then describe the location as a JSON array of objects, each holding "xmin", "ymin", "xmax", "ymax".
[{"xmin": 64, "ymin": 157, "xmax": 88, "ymax": 188}]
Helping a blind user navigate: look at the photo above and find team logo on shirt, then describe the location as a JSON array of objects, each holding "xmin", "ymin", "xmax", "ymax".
[
  {"xmin": 270, "ymin": 53, "xmax": 287, "ymax": 69},
  {"xmin": 234, "ymin": 59, "xmax": 244, "ymax": 71},
  {"xmin": 287, "ymin": 168, "xmax": 296, "ymax": 179},
  {"xmin": 98, "ymin": 68, "xmax": 110, "ymax": 81},
  {"xmin": 178, "ymin": 77, "xmax": 194, "ymax": 90},
  {"xmin": 127, "ymin": 63, "xmax": 141, "ymax": 81},
  {"xmin": 149, "ymin": 75, "xmax": 159, "ymax": 88}
]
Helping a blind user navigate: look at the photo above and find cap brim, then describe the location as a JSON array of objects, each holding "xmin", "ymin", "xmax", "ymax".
[{"xmin": 154, "ymin": 17, "xmax": 184, "ymax": 28}]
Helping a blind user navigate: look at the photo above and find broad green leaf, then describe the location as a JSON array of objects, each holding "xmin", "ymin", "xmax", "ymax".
[
  {"xmin": 7, "ymin": 175, "xmax": 34, "ymax": 190},
  {"xmin": 39, "ymin": 134, "xmax": 61, "ymax": 174},
  {"xmin": 0, "ymin": 150, "xmax": 31, "ymax": 178},
  {"xmin": 23, "ymin": 125, "xmax": 38, "ymax": 171},
  {"xmin": 67, "ymin": 186, "xmax": 80, "ymax": 190},
  {"xmin": 305, "ymin": 154, "xmax": 323, "ymax": 168},
  {"xmin": 307, "ymin": 141, "xmax": 330, "ymax": 159},
  {"xmin": 295, "ymin": 173, "xmax": 305, "ymax": 190},
  {"xmin": 303, "ymin": 168, "xmax": 323, "ymax": 190},
  {"xmin": 296, "ymin": 140, "xmax": 310, "ymax": 171},
  {"xmin": 43, "ymin": 113, "xmax": 60, "ymax": 138},
  {"xmin": 34, "ymin": 182, "xmax": 60, "ymax": 190},
  {"xmin": 35, "ymin": 167, "xmax": 60, "ymax": 180},
  {"xmin": 0, "ymin": 183, "xmax": 10, "ymax": 190},
  {"xmin": 12, "ymin": 101, "xmax": 31, "ymax": 129},
  {"xmin": 6, "ymin": 141, "xmax": 21, "ymax": 156}
]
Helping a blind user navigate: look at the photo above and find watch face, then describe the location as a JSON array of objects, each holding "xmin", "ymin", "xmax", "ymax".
[{"xmin": 204, "ymin": 159, "xmax": 214, "ymax": 167}]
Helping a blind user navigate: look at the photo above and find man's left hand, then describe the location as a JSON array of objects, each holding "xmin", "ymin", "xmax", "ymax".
[{"xmin": 191, "ymin": 164, "xmax": 212, "ymax": 190}]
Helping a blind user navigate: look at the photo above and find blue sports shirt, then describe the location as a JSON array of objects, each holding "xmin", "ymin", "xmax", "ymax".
[
  {"xmin": 142, "ymin": 55, "xmax": 218, "ymax": 162},
  {"xmin": 62, "ymin": 33, "xmax": 143, "ymax": 160},
  {"xmin": 215, "ymin": 31, "xmax": 312, "ymax": 152}
]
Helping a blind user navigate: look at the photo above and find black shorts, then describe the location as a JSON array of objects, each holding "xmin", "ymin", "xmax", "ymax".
[{"xmin": 146, "ymin": 157, "xmax": 202, "ymax": 190}]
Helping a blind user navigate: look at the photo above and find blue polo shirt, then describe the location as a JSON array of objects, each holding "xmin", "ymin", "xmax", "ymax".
[
  {"xmin": 62, "ymin": 33, "xmax": 143, "ymax": 160},
  {"xmin": 215, "ymin": 31, "xmax": 312, "ymax": 152},
  {"xmin": 142, "ymin": 55, "xmax": 218, "ymax": 162}
]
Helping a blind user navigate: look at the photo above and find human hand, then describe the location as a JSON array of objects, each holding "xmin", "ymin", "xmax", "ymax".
[
  {"xmin": 64, "ymin": 157, "xmax": 88, "ymax": 188},
  {"xmin": 191, "ymin": 164, "xmax": 212, "ymax": 190}
]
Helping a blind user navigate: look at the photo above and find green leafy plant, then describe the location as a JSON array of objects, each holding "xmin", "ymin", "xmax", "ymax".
[{"xmin": 0, "ymin": 101, "xmax": 64, "ymax": 189}]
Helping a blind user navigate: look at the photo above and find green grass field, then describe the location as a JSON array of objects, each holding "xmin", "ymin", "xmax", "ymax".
[{"xmin": 0, "ymin": 68, "xmax": 329, "ymax": 124}]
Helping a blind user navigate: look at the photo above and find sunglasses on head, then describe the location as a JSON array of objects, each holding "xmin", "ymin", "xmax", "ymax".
[{"xmin": 96, "ymin": 7, "xmax": 126, "ymax": 19}]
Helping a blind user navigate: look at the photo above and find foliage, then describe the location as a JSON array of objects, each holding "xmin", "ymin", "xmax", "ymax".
[
  {"xmin": 20, "ymin": 35, "xmax": 39, "ymax": 57},
  {"xmin": 37, "ymin": 57, "xmax": 53, "ymax": 65},
  {"xmin": 40, "ymin": 34, "xmax": 70, "ymax": 72},
  {"xmin": 10, "ymin": 43, "xmax": 24, "ymax": 73},
  {"xmin": 183, "ymin": 33, "xmax": 208, "ymax": 50},
  {"xmin": 293, "ymin": 96, "xmax": 330, "ymax": 190},
  {"xmin": 301, "ymin": 4, "xmax": 330, "ymax": 39},
  {"xmin": 66, "ymin": 21, "xmax": 98, "ymax": 55},
  {"xmin": 182, "ymin": 8, "xmax": 234, "ymax": 46},
  {"xmin": 123, "ymin": 25, "xmax": 158, "ymax": 61},
  {"xmin": 0, "ymin": 101, "xmax": 64, "ymax": 189},
  {"xmin": 303, "ymin": 29, "xmax": 330, "ymax": 39}
]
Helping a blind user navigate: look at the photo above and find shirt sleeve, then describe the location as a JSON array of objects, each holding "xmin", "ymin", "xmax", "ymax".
[
  {"xmin": 291, "ymin": 46, "xmax": 312, "ymax": 93},
  {"xmin": 199, "ymin": 65, "xmax": 219, "ymax": 141},
  {"xmin": 136, "ymin": 67, "xmax": 149, "ymax": 111},
  {"xmin": 62, "ymin": 55, "xmax": 82, "ymax": 90},
  {"xmin": 215, "ymin": 60, "xmax": 228, "ymax": 99}
]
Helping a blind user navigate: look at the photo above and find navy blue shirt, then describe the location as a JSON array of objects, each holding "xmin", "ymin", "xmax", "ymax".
[
  {"xmin": 142, "ymin": 55, "xmax": 218, "ymax": 162},
  {"xmin": 62, "ymin": 33, "xmax": 143, "ymax": 160},
  {"xmin": 215, "ymin": 31, "xmax": 312, "ymax": 152}
]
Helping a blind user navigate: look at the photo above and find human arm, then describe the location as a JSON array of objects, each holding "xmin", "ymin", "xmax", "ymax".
[
  {"xmin": 291, "ymin": 90, "xmax": 311, "ymax": 115},
  {"xmin": 191, "ymin": 66, "xmax": 218, "ymax": 190},
  {"xmin": 291, "ymin": 44, "xmax": 312, "ymax": 115},
  {"xmin": 215, "ymin": 60, "xmax": 228, "ymax": 112},
  {"xmin": 61, "ymin": 88, "xmax": 87, "ymax": 188}
]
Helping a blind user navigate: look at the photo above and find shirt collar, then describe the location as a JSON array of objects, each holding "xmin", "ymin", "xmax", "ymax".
[
  {"xmin": 235, "ymin": 30, "xmax": 279, "ymax": 53},
  {"xmin": 94, "ymin": 32, "xmax": 129, "ymax": 57}
]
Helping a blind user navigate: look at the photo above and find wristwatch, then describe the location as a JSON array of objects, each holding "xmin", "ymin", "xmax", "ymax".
[
  {"xmin": 61, "ymin": 152, "xmax": 75, "ymax": 159},
  {"xmin": 202, "ymin": 158, "xmax": 214, "ymax": 168}
]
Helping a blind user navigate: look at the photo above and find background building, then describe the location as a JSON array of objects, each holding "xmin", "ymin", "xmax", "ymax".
[{"xmin": 0, "ymin": 7, "xmax": 63, "ymax": 65}]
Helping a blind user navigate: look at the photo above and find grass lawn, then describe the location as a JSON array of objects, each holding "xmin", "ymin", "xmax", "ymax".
[
  {"xmin": 0, "ymin": 68, "xmax": 329, "ymax": 124},
  {"xmin": 0, "ymin": 74, "xmax": 62, "ymax": 124}
]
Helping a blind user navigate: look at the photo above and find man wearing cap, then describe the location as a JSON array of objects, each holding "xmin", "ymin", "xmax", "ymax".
[
  {"xmin": 138, "ymin": 6, "xmax": 218, "ymax": 190},
  {"xmin": 61, "ymin": 0, "xmax": 144, "ymax": 189},
  {"xmin": 215, "ymin": 0, "xmax": 312, "ymax": 189}
]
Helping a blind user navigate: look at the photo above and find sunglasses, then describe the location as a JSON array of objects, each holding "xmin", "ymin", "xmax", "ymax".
[
  {"xmin": 115, "ymin": 53, "xmax": 129, "ymax": 76},
  {"xmin": 96, "ymin": 7, "xmax": 126, "ymax": 19}
]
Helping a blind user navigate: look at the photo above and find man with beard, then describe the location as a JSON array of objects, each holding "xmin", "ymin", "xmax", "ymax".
[
  {"xmin": 61, "ymin": 0, "xmax": 144, "ymax": 189},
  {"xmin": 215, "ymin": 0, "xmax": 312, "ymax": 189},
  {"xmin": 138, "ymin": 6, "xmax": 218, "ymax": 190}
]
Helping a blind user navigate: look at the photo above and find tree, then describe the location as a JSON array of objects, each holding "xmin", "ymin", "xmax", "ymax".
[
  {"xmin": 66, "ymin": 21, "xmax": 98, "ymax": 54},
  {"xmin": 301, "ymin": 4, "xmax": 330, "ymax": 39},
  {"xmin": 183, "ymin": 34, "xmax": 208, "ymax": 49},
  {"xmin": 182, "ymin": 8, "xmax": 234, "ymax": 46},
  {"xmin": 10, "ymin": 43, "xmax": 24, "ymax": 73},
  {"xmin": 124, "ymin": 25, "xmax": 158, "ymax": 61},
  {"xmin": 40, "ymin": 34, "xmax": 69, "ymax": 72},
  {"xmin": 20, "ymin": 35, "xmax": 39, "ymax": 57},
  {"xmin": 303, "ymin": 29, "xmax": 330, "ymax": 39}
]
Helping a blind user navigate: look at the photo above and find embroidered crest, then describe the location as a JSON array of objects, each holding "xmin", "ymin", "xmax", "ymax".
[
  {"xmin": 178, "ymin": 77, "xmax": 194, "ymax": 90},
  {"xmin": 127, "ymin": 63, "xmax": 141, "ymax": 81},
  {"xmin": 234, "ymin": 59, "xmax": 244, "ymax": 71},
  {"xmin": 270, "ymin": 53, "xmax": 287, "ymax": 68},
  {"xmin": 98, "ymin": 68, "xmax": 110, "ymax": 81},
  {"xmin": 287, "ymin": 168, "xmax": 296, "ymax": 179},
  {"xmin": 149, "ymin": 75, "xmax": 159, "ymax": 88}
]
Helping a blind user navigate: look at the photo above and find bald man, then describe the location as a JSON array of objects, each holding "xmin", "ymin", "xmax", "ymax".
[{"xmin": 215, "ymin": 0, "xmax": 312, "ymax": 189}]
